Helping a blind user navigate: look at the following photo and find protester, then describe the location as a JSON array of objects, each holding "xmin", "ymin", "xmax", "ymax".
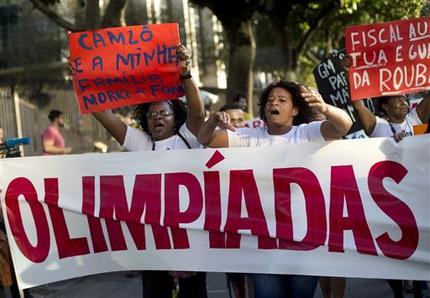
[
  {"xmin": 351, "ymin": 94, "xmax": 430, "ymax": 141},
  {"xmin": 218, "ymin": 103, "xmax": 253, "ymax": 298},
  {"xmin": 41, "ymin": 110, "xmax": 72, "ymax": 155},
  {"xmin": 198, "ymin": 81, "xmax": 352, "ymax": 298},
  {"xmin": 0, "ymin": 125, "xmax": 21, "ymax": 298},
  {"xmin": 352, "ymin": 94, "xmax": 430, "ymax": 297},
  {"xmin": 319, "ymin": 276, "xmax": 346, "ymax": 298},
  {"xmin": 314, "ymin": 111, "xmax": 346, "ymax": 298},
  {"xmin": 93, "ymin": 44, "xmax": 207, "ymax": 298},
  {"xmin": 233, "ymin": 94, "xmax": 252, "ymax": 120},
  {"xmin": 220, "ymin": 103, "xmax": 245, "ymax": 128},
  {"xmin": 0, "ymin": 227, "xmax": 17, "ymax": 298}
]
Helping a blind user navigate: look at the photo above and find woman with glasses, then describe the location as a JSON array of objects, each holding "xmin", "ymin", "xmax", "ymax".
[
  {"xmin": 93, "ymin": 45, "xmax": 207, "ymax": 298},
  {"xmin": 93, "ymin": 45, "xmax": 204, "ymax": 153}
]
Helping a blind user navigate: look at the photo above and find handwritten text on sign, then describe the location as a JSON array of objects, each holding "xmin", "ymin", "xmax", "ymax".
[
  {"xmin": 69, "ymin": 24, "xmax": 184, "ymax": 113},
  {"xmin": 313, "ymin": 50, "xmax": 377, "ymax": 135},
  {"xmin": 345, "ymin": 17, "xmax": 430, "ymax": 100}
]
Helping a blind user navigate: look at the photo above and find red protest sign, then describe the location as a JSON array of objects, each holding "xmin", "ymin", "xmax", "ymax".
[
  {"xmin": 345, "ymin": 17, "xmax": 430, "ymax": 100},
  {"xmin": 69, "ymin": 23, "xmax": 185, "ymax": 113}
]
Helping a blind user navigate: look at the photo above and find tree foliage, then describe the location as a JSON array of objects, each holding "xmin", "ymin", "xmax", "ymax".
[{"xmin": 26, "ymin": 0, "xmax": 430, "ymax": 102}]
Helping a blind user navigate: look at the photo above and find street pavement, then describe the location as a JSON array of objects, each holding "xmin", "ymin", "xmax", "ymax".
[{"xmin": 2, "ymin": 271, "xmax": 427, "ymax": 298}]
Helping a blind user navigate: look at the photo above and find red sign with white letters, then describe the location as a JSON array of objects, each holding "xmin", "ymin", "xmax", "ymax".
[{"xmin": 345, "ymin": 17, "xmax": 430, "ymax": 100}]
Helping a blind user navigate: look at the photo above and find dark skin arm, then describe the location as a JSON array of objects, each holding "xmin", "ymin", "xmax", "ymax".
[
  {"xmin": 92, "ymin": 45, "xmax": 203, "ymax": 143},
  {"xmin": 300, "ymin": 86, "xmax": 352, "ymax": 140},
  {"xmin": 416, "ymin": 93, "xmax": 430, "ymax": 124},
  {"xmin": 351, "ymin": 100, "xmax": 377, "ymax": 136},
  {"xmin": 93, "ymin": 110, "xmax": 127, "ymax": 145},
  {"xmin": 197, "ymin": 112, "xmax": 235, "ymax": 147},
  {"xmin": 177, "ymin": 45, "xmax": 205, "ymax": 136}
]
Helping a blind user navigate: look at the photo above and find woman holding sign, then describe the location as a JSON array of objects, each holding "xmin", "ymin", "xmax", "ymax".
[
  {"xmin": 352, "ymin": 94, "xmax": 430, "ymax": 140},
  {"xmin": 93, "ymin": 45, "xmax": 207, "ymax": 298},
  {"xmin": 352, "ymin": 94, "xmax": 430, "ymax": 297},
  {"xmin": 197, "ymin": 81, "xmax": 352, "ymax": 298}
]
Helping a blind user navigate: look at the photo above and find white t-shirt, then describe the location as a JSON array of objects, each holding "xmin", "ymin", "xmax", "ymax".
[
  {"xmin": 227, "ymin": 121, "xmax": 324, "ymax": 147},
  {"xmin": 371, "ymin": 108, "xmax": 422, "ymax": 138},
  {"xmin": 123, "ymin": 124, "xmax": 201, "ymax": 151}
]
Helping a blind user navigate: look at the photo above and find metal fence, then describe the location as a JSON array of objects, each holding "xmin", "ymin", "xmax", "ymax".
[
  {"xmin": 0, "ymin": 82, "xmax": 113, "ymax": 156},
  {"xmin": 0, "ymin": 88, "xmax": 17, "ymax": 140}
]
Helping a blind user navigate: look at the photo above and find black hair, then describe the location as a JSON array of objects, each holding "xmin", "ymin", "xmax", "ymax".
[
  {"xmin": 376, "ymin": 95, "xmax": 408, "ymax": 118},
  {"xmin": 48, "ymin": 110, "xmax": 63, "ymax": 122},
  {"xmin": 258, "ymin": 81, "xmax": 314, "ymax": 125},
  {"xmin": 134, "ymin": 100, "xmax": 188, "ymax": 136},
  {"xmin": 233, "ymin": 94, "xmax": 246, "ymax": 102},
  {"xmin": 219, "ymin": 103, "xmax": 242, "ymax": 112}
]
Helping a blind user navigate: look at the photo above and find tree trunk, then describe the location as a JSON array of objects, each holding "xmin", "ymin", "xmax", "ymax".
[
  {"xmin": 85, "ymin": 0, "xmax": 100, "ymax": 29},
  {"xmin": 125, "ymin": 0, "xmax": 148, "ymax": 25},
  {"xmin": 280, "ymin": 26, "xmax": 297, "ymax": 81},
  {"xmin": 101, "ymin": 0, "xmax": 127, "ymax": 28},
  {"xmin": 224, "ymin": 20, "xmax": 256, "ymax": 116}
]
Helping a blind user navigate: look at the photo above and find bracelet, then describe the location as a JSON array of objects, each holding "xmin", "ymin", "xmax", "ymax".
[{"xmin": 180, "ymin": 72, "xmax": 192, "ymax": 80}]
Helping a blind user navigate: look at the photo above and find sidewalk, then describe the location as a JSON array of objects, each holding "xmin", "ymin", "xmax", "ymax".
[{"xmin": 1, "ymin": 272, "xmax": 427, "ymax": 298}]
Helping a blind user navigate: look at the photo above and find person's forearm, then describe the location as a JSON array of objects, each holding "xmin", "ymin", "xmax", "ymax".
[
  {"xmin": 351, "ymin": 100, "xmax": 376, "ymax": 135},
  {"xmin": 44, "ymin": 145, "xmax": 67, "ymax": 154},
  {"xmin": 183, "ymin": 78, "xmax": 205, "ymax": 132},
  {"xmin": 416, "ymin": 94, "xmax": 430, "ymax": 123},
  {"xmin": 93, "ymin": 110, "xmax": 127, "ymax": 144},
  {"xmin": 324, "ymin": 105, "xmax": 353, "ymax": 137},
  {"xmin": 197, "ymin": 120, "xmax": 217, "ymax": 146}
]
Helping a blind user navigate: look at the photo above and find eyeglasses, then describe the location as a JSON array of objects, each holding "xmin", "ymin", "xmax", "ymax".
[{"xmin": 146, "ymin": 110, "xmax": 174, "ymax": 119}]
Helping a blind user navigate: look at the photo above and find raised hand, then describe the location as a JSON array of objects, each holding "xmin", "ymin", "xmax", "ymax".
[
  {"xmin": 209, "ymin": 112, "xmax": 236, "ymax": 131},
  {"xmin": 300, "ymin": 85, "xmax": 328, "ymax": 114},
  {"xmin": 177, "ymin": 44, "xmax": 192, "ymax": 75}
]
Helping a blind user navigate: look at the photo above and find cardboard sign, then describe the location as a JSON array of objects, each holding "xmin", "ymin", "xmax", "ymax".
[
  {"xmin": 69, "ymin": 24, "xmax": 185, "ymax": 113},
  {"xmin": 345, "ymin": 17, "xmax": 430, "ymax": 100},
  {"xmin": 313, "ymin": 50, "xmax": 377, "ymax": 135}
]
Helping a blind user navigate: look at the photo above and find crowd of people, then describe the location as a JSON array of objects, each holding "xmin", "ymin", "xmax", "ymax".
[{"xmin": 0, "ymin": 42, "xmax": 429, "ymax": 298}]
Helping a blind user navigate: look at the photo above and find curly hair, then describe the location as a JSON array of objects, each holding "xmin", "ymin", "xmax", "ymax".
[
  {"xmin": 133, "ymin": 100, "xmax": 188, "ymax": 136},
  {"xmin": 258, "ymin": 81, "xmax": 314, "ymax": 125}
]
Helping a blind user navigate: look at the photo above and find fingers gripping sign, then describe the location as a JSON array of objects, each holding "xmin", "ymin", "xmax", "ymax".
[
  {"xmin": 393, "ymin": 130, "xmax": 407, "ymax": 143},
  {"xmin": 177, "ymin": 44, "xmax": 192, "ymax": 75},
  {"xmin": 300, "ymin": 85, "xmax": 328, "ymax": 114}
]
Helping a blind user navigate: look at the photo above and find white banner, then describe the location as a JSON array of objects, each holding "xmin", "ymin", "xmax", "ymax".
[{"xmin": 1, "ymin": 136, "xmax": 429, "ymax": 289}]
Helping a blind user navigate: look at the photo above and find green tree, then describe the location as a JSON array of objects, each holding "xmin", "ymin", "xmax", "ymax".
[
  {"xmin": 298, "ymin": 0, "xmax": 425, "ymax": 84},
  {"xmin": 190, "ymin": 0, "xmax": 260, "ymax": 114},
  {"xmin": 29, "ymin": 0, "xmax": 127, "ymax": 31},
  {"xmin": 0, "ymin": 1, "xmax": 65, "ymax": 80},
  {"xmin": 254, "ymin": 0, "xmax": 426, "ymax": 85}
]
